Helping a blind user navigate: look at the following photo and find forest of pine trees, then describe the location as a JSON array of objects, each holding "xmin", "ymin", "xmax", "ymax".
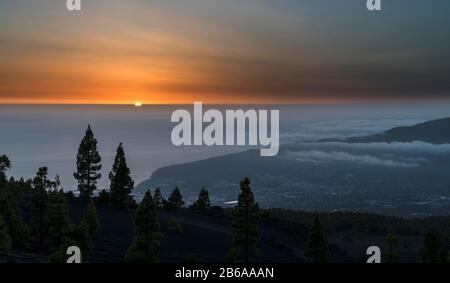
[
  {"xmin": 0, "ymin": 126, "xmax": 102, "ymax": 262},
  {"xmin": 1, "ymin": 125, "xmax": 450, "ymax": 263}
]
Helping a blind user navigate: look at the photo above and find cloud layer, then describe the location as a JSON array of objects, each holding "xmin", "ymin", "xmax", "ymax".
[{"xmin": 284, "ymin": 149, "xmax": 426, "ymax": 168}]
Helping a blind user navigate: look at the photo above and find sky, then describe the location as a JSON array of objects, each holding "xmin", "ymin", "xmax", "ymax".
[{"xmin": 0, "ymin": 0, "xmax": 449, "ymax": 104}]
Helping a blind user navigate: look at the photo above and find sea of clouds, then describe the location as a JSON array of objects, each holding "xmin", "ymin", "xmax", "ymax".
[{"xmin": 282, "ymin": 141, "xmax": 450, "ymax": 168}]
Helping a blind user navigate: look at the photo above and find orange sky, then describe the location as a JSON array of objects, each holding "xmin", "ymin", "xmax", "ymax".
[{"xmin": 1, "ymin": 1, "xmax": 449, "ymax": 105}]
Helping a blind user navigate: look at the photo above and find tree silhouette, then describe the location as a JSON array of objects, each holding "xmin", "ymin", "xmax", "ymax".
[
  {"xmin": 228, "ymin": 177, "xmax": 260, "ymax": 263},
  {"xmin": 167, "ymin": 187, "xmax": 184, "ymax": 211},
  {"xmin": 419, "ymin": 231, "xmax": 448, "ymax": 263},
  {"xmin": 153, "ymin": 188, "xmax": 164, "ymax": 210},
  {"xmin": 0, "ymin": 215, "xmax": 11, "ymax": 252},
  {"xmin": 193, "ymin": 187, "xmax": 210, "ymax": 214},
  {"xmin": 0, "ymin": 187, "xmax": 28, "ymax": 248},
  {"xmin": 109, "ymin": 143, "xmax": 134, "ymax": 208},
  {"xmin": 97, "ymin": 189, "xmax": 111, "ymax": 205},
  {"xmin": 48, "ymin": 192, "xmax": 96, "ymax": 262},
  {"xmin": 82, "ymin": 200, "xmax": 99, "ymax": 238},
  {"xmin": 385, "ymin": 226, "xmax": 398, "ymax": 263},
  {"xmin": 305, "ymin": 216, "xmax": 329, "ymax": 263},
  {"xmin": 0, "ymin": 165, "xmax": 29, "ymax": 248},
  {"xmin": 0, "ymin": 155, "xmax": 11, "ymax": 187},
  {"xmin": 30, "ymin": 167, "xmax": 54, "ymax": 247},
  {"xmin": 47, "ymin": 188, "xmax": 71, "ymax": 249},
  {"xmin": 49, "ymin": 222, "xmax": 91, "ymax": 263},
  {"xmin": 125, "ymin": 190, "xmax": 161, "ymax": 263},
  {"xmin": 74, "ymin": 125, "xmax": 102, "ymax": 201}
]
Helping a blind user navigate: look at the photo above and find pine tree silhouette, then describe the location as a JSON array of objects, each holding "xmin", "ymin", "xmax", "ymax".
[
  {"xmin": 419, "ymin": 231, "xmax": 447, "ymax": 263},
  {"xmin": 153, "ymin": 188, "xmax": 164, "ymax": 210},
  {"xmin": 30, "ymin": 167, "xmax": 54, "ymax": 247},
  {"xmin": 82, "ymin": 200, "xmax": 99, "ymax": 238},
  {"xmin": 167, "ymin": 187, "xmax": 184, "ymax": 211},
  {"xmin": 48, "ymin": 222, "xmax": 91, "ymax": 263},
  {"xmin": 98, "ymin": 189, "xmax": 111, "ymax": 205},
  {"xmin": 74, "ymin": 125, "xmax": 102, "ymax": 201},
  {"xmin": 0, "ymin": 186, "xmax": 28, "ymax": 248},
  {"xmin": 125, "ymin": 190, "xmax": 161, "ymax": 263},
  {"xmin": 228, "ymin": 177, "xmax": 260, "ymax": 263},
  {"xmin": 47, "ymin": 188, "xmax": 71, "ymax": 249},
  {"xmin": 193, "ymin": 187, "xmax": 211, "ymax": 214},
  {"xmin": 305, "ymin": 216, "xmax": 329, "ymax": 263},
  {"xmin": 109, "ymin": 143, "xmax": 134, "ymax": 208},
  {"xmin": 0, "ymin": 155, "xmax": 10, "ymax": 187},
  {"xmin": 385, "ymin": 226, "xmax": 398, "ymax": 263},
  {"xmin": 0, "ymin": 215, "xmax": 11, "ymax": 252}
]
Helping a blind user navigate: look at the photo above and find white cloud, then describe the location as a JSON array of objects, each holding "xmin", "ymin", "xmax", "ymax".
[
  {"xmin": 320, "ymin": 141, "xmax": 450, "ymax": 154},
  {"xmin": 284, "ymin": 150, "xmax": 425, "ymax": 168}
]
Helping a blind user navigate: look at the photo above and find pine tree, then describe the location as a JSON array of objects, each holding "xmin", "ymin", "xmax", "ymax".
[
  {"xmin": 97, "ymin": 189, "xmax": 111, "ymax": 205},
  {"xmin": 48, "ymin": 185, "xmax": 96, "ymax": 262},
  {"xmin": 419, "ymin": 231, "xmax": 447, "ymax": 263},
  {"xmin": 109, "ymin": 143, "xmax": 134, "ymax": 208},
  {"xmin": 305, "ymin": 216, "xmax": 329, "ymax": 263},
  {"xmin": 193, "ymin": 187, "xmax": 210, "ymax": 214},
  {"xmin": 6, "ymin": 211, "xmax": 28, "ymax": 249},
  {"xmin": 0, "ymin": 215, "xmax": 11, "ymax": 252},
  {"xmin": 74, "ymin": 125, "xmax": 102, "ymax": 201},
  {"xmin": 30, "ymin": 167, "xmax": 54, "ymax": 247},
  {"xmin": 167, "ymin": 187, "xmax": 184, "ymax": 211},
  {"xmin": 82, "ymin": 200, "xmax": 99, "ymax": 238},
  {"xmin": 0, "ymin": 189, "xmax": 28, "ymax": 248},
  {"xmin": 228, "ymin": 178, "xmax": 260, "ymax": 263},
  {"xmin": 125, "ymin": 190, "xmax": 161, "ymax": 263},
  {"xmin": 48, "ymin": 222, "xmax": 91, "ymax": 263},
  {"xmin": 47, "ymin": 188, "xmax": 71, "ymax": 249},
  {"xmin": 153, "ymin": 188, "xmax": 164, "ymax": 210},
  {"xmin": 0, "ymin": 158, "xmax": 29, "ymax": 249},
  {"xmin": 385, "ymin": 226, "xmax": 398, "ymax": 263},
  {"xmin": 0, "ymin": 155, "xmax": 11, "ymax": 187}
]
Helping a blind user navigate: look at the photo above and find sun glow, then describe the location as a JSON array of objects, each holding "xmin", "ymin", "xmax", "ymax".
[{"xmin": 134, "ymin": 101, "xmax": 142, "ymax": 107}]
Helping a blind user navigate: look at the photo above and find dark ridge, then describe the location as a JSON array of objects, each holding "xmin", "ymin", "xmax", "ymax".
[{"xmin": 346, "ymin": 117, "xmax": 450, "ymax": 144}]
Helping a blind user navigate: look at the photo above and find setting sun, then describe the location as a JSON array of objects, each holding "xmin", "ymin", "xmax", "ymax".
[{"xmin": 134, "ymin": 102, "xmax": 142, "ymax": 107}]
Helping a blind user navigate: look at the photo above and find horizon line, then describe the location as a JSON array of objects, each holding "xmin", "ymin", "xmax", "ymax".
[{"xmin": 2, "ymin": 99, "xmax": 450, "ymax": 107}]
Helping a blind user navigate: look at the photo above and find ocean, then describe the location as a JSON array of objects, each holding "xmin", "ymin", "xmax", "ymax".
[{"xmin": 1, "ymin": 102, "xmax": 449, "ymax": 192}]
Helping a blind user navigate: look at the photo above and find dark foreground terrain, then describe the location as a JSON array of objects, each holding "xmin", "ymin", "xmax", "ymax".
[{"xmin": 2, "ymin": 199, "xmax": 450, "ymax": 263}]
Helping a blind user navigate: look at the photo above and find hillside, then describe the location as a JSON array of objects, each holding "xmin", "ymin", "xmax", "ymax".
[
  {"xmin": 3, "ymin": 199, "xmax": 450, "ymax": 263},
  {"xmin": 346, "ymin": 117, "xmax": 450, "ymax": 143},
  {"xmin": 135, "ymin": 117, "xmax": 450, "ymax": 217}
]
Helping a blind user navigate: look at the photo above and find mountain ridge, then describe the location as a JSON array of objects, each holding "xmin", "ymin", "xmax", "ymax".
[
  {"xmin": 345, "ymin": 117, "xmax": 450, "ymax": 144},
  {"xmin": 135, "ymin": 116, "xmax": 450, "ymax": 217}
]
